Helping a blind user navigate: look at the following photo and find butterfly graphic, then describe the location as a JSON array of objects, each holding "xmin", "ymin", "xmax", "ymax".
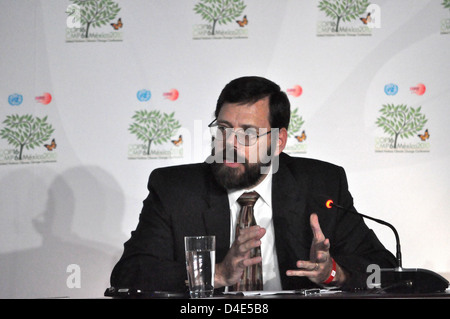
[
  {"xmin": 111, "ymin": 18, "xmax": 123, "ymax": 30},
  {"xmin": 171, "ymin": 135, "xmax": 183, "ymax": 146},
  {"xmin": 236, "ymin": 15, "xmax": 248, "ymax": 27},
  {"xmin": 418, "ymin": 129, "xmax": 430, "ymax": 141},
  {"xmin": 295, "ymin": 131, "xmax": 306, "ymax": 143},
  {"xmin": 44, "ymin": 138, "xmax": 57, "ymax": 151},
  {"xmin": 360, "ymin": 12, "xmax": 371, "ymax": 24}
]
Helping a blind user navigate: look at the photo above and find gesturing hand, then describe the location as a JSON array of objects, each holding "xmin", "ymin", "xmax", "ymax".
[
  {"xmin": 286, "ymin": 213, "xmax": 346, "ymax": 285},
  {"xmin": 214, "ymin": 226, "xmax": 266, "ymax": 288}
]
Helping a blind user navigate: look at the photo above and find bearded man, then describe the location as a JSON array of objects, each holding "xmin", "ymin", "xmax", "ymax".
[{"xmin": 110, "ymin": 76, "xmax": 396, "ymax": 293}]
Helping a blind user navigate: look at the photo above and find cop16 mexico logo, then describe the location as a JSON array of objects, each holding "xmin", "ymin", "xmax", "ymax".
[
  {"xmin": 375, "ymin": 104, "xmax": 429, "ymax": 153},
  {"xmin": 0, "ymin": 114, "xmax": 57, "ymax": 163}
]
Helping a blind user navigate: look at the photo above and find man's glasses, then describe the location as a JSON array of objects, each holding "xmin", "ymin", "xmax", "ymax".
[{"xmin": 208, "ymin": 119, "xmax": 272, "ymax": 146}]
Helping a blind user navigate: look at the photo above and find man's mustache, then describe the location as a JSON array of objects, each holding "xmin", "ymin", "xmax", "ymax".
[{"xmin": 213, "ymin": 147, "xmax": 247, "ymax": 164}]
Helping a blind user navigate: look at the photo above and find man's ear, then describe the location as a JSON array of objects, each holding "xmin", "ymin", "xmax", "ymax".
[{"xmin": 274, "ymin": 127, "xmax": 288, "ymax": 156}]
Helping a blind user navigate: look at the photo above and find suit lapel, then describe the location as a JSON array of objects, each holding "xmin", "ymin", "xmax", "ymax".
[
  {"xmin": 202, "ymin": 171, "xmax": 230, "ymax": 263},
  {"xmin": 272, "ymin": 154, "xmax": 312, "ymax": 285}
]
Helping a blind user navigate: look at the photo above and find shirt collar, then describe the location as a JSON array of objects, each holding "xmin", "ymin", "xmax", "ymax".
[{"xmin": 228, "ymin": 164, "xmax": 273, "ymax": 208}]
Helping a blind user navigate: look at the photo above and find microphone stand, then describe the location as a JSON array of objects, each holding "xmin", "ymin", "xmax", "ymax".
[{"xmin": 328, "ymin": 200, "xmax": 449, "ymax": 294}]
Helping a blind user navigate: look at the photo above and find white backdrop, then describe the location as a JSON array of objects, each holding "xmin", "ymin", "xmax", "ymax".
[{"xmin": 0, "ymin": 0, "xmax": 449, "ymax": 298}]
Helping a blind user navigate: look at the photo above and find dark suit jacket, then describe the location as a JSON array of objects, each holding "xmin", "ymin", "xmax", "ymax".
[{"xmin": 110, "ymin": 153, "xmax": 397, "ymax": 292}]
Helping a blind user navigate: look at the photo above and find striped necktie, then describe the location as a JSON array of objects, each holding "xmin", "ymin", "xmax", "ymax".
[{"xmin": 233, "ymin": 191, "xmax": 263, "ymax": 291}]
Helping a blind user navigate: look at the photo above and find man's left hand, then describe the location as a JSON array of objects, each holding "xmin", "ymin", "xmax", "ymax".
[{"xmin": 286, "ymin": 213, "xmax": 346, "ymax": 285}]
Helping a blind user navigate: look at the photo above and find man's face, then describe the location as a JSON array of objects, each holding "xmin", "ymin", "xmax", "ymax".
[{"xmin": 210, "ymin": 97, "xmax": 276, "ymax": 190}]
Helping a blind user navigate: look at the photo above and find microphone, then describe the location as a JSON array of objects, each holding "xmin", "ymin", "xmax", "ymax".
[
  {"xmin": 324, "ymin": 199, "xmax": 403, "ymax": 270},
  {"xmin": 322, "ymin": 197, "xmax": 449, "ymax": 294}
]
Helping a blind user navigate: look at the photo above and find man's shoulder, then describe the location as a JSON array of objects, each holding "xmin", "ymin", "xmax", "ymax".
[
  {"xmin": 148, "ymin": 162, "xmax": 211, "ymax": 186},
  {"xmin": 152, "ymin": 162, "xmax": 208, "ymax": 174},
  {"xmin": 278, "ymin": 153, "xmax": 347, "ymax": 190},
  {"xmin": 280, "ymin": 152, "xmax": 342, "ymax": 171},
  {"xmin": 279, "ymin": 152, "xmax": 346, "ymax": 183},
  {"xmin": 151, "ymin": 161, "xmax": 209, "ymax": 176}
]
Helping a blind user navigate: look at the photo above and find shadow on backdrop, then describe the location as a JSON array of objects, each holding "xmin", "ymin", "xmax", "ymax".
[{"xmin": 0, "ymin": 166, "xmax": 127, "ymax": 298}]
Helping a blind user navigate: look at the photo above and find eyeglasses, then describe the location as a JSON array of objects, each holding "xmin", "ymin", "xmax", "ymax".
[{"xmin": 208, "ymin": 118, "xmax": 272, "ymax": 146}]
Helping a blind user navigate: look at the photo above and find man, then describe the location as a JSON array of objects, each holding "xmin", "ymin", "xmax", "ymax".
[{"xmin": 110, "ymin": 76, "xmax": 397, "ymax": 293}]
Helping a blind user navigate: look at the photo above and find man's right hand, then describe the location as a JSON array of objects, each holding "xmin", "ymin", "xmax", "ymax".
[{"xmin": 214, "ymin": 225, "xmax": 266, "ymax": 288}]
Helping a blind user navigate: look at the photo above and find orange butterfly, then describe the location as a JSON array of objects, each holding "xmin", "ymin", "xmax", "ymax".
[
  {"xmin": 44, "ymin": 138, "xmax": 57, "ymax": 151},
  {"xmin": 171, "ymin": 135, "xmax": 183, "ymax": 146},
  {"xmin": 111, "ymin": 18, "xmax": 123, "ymax": 30},
  {"xmin": 236, "ymin": 15, "xmax": 248, "ymax": 27},
  {"xmin": 418, "ymin": 129, "xmax": 430, "ymax": 141},
  {"xmin": 360, "ymin": 12, "xmax": 371, "ymax": 24},
  {"xmin": 295, "ymin": 131, "xmax": 306, "ymax": 143}
]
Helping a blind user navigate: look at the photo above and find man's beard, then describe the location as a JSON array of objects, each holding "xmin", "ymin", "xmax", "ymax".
[{"xmin": 210, "ymin": 146, "xmax": 272, "ymax": 190}]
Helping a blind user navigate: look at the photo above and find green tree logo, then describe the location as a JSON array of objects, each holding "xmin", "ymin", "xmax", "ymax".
[
  {"xmin": 318, "ymin": 0, "xmax": 370, "ymax": 32},
  {"xmin": 70, "ymin": 0, "xmax": 121, "ymax": 38},
  {"xmin": 0, "ymin": 114, "xmax": 55, "ymax": 160},
  {"xmin": 375, "ymin": 104, "xmax": 428, "ymax": 149},
  {"xmin": 287, "ymin": 108, "xmax": 305, "ymax": 138},
  {"xmin": 129, "ymin": 110, "xmax": 181, "ymax": 155},
  {"xmin": 194, "ymin": 0, "xmax": 246, "ymax": 35}
]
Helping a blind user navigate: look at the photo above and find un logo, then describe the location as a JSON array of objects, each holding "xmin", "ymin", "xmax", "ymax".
[
  {"xmin": 8, "ymin": 94, "xmax": 23, "ymax": 106},
  {"xmin": 384, "ymin": 83, "xmax": 398, "ymax": 96},
  {"xmin": 137, "ymin": 89, "xmax": 151, "ymax": 102}
]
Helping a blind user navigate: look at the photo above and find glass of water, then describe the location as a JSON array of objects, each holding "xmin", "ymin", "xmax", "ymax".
[{"xmin": 184, "ymin": 236, "xmax": 216, "ymax": 298}]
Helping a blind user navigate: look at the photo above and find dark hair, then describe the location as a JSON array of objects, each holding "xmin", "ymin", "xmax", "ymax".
[{"xmin": 215, "ymin": 76, "xmax": 291, "ymax": 130}]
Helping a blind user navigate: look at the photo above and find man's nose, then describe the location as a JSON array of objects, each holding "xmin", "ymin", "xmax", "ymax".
[{"xmin": 224, "ymin": 128, "xmax": 239, "ymax": 148}]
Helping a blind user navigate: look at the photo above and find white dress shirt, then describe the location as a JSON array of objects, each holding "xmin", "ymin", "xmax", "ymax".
[{"xmin": 227, "ymin": 164, "xmax": 282, "ymax": 291}]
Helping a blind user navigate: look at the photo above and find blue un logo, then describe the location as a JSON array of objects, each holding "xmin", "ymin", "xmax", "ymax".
[
  {"xmin": 137, "ymin": 89, "xmax": 151, "ymax": 102},
  {"xmin": 384, "ymin": 84, "xmax": 398, "ymax": 96},
  {"xmin": 8, "ymin": 93, "xmax": 23, "ymax": 106}
]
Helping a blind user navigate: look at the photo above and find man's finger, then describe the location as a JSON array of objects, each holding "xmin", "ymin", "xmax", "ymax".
[
  {"xmin": 236, "ymin": 226, "xmax": 265, "ymax": 243},
  {"xmin": 237, "ymin": 239, "xmax": 262, "ymax": 254},
  {"xmin": 286, "ymin": 269, "xmax": 307, "ymax": 277},
  {"xmin": 310, "ymin": 213, "xmax": 326, "ymax": 242},
  {"xmin": 234, "ymin": 227, "xmax": 266, "ymax": 255},
  {"xmin": 295, "ymin": 260, "xmax": 319, "ymax": 271},
  {"xmin": 241, "ymin": 255, "xmax": 263, "ymax": 268}
]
